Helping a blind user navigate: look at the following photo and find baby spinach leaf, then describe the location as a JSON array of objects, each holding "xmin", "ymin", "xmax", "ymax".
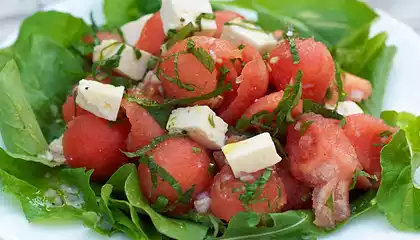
[
  {"xmin": 107, "ymin": 164, "xmax": 208, "ymax": 240},
  {"xmin": 377, "ymin": 130, "xmax": 420, "ymax": 231},
  {"xmin": 359, "ymin": 46, "xmax": 397, "ymax": 117},
  {"xmin": 0, "ymin": 148, "xmax": 111, "ymax": 232},
  {"xmin": 13, "ymin": 35, "xmax": 86, "ymax": 141},
  {"xmin": 104, "ymin": 0, "xmax": 161, "ymax": 27},
  {"xmin": 217, "ymin": 211, "xmax": 324, "ymax": 240},
  {"xmin": 14, "ymin": 11, "xmax": 90, "ymax": 48},
  {"xmin": 214, "ymin": 0, "xmax": 377, "ymax": 47},
  {"xmin": 0, "ymin": 60, "xmax": 48, "ymax": 156}
]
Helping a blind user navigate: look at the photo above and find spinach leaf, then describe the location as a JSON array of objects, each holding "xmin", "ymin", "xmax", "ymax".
[
  {"xmin": 380, "ymin": 111, "xmax": 416, "ymax": 128},
  {"xmin": 359, "ymin": 46, "xmax": 397, "ymax": 117},
  {"xmin": 104, "ymin": 0, "xmax": 161, "ymax": 27},
  {"xmin": 13, "ymin": 35, "xmax": 86, "ymax": 141},
  {"xmin": 213, "ymin": 0, "xmax": 377, "ymax": 47},
  {"xmin": 107, "ymin": 164, "xmax": 208, "ymax": 239},
  {"xmin": 0, "ymin": 148, "xmax": 111, "ymax": 232},
  {"xmin": 302, "ymin": 100, "xmax": 344, "ymax": 120},
  {"xmin": 0, "ymin": 60, "xmax": 48, "ymax": 156},
  {"xmin": 216, "ymin": 211, "xmax": 324, "ymax": 240},
  {"xmin": 14, "ymin": 11, "xmax": 90, "ymax": 47},
  {"xmin": 377, "ymin": 130, "xmax": 420, "ymax": 231}
]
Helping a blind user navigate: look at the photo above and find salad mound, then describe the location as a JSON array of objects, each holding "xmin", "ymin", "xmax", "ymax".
[{"xmin": 0, "ymin": 0, "xmax": 419, "ymax": 239}]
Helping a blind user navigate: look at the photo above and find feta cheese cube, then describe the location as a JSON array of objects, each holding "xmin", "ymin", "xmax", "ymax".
[
  {"xmin": 121, "ymin": 13, "xmax": 153, "ymax": 45},
  {"xmin": 93, "ymin": 40, "xmax": 153, "ymax": 80},
  {"xmin": 325, "ymin": 101, "xmax": 364, "ymax": 116},
  {"xmin": 166, "ymin": 106, "xmax": 228, "ymax": 150},
  {"xmin": 221, "ymin": 18, "xmax": 277, "ymax": 54},
  {"xmin": 160, "ymin": 0, "xmax": 216, "ymax": 35},
  {"xmin": 76, "ymin": 79, "xmax": 124, "ymax": 121},
  {"xmin": 222, "ymin": 132, "xmax": 282, "ymax": 177}
]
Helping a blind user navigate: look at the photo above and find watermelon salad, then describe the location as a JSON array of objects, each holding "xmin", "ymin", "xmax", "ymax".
[{"xmin": 0, "ymin": 0, "xmax": 420, "ymax": 239}]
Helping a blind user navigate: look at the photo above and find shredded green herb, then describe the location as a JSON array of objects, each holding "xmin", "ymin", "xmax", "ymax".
[
  {"xmin": 218, "ymin": 65, "xmax": 230, "ymax": 84},
  {"xmin": 179, "ymin": 185, "xmax": 195, "ymax": 205},
  {"xmin": 151, "ymin": 195, "xmax": 169, "ymax": 212},
  {"xmin": 285, "ymin": 27, "xmax": 300, "ymax": 64},
  {"xmin": 140, "ymin": 156, "xmax": 182, "ymax": 197},
  {"xmin": 338, "ymin": 117, "xmax": 347, "ymax": 128},
  {"xmin": 235, "ymin": 71, "xmax": 303, "ymax": 137},
  {"xmin": 236, "ymin": 168, "xmax": 273, "ymax": 207},
  {"xmin": 156, "ymin": 52, "xmax": 197, "ymax": 91},
  {"xmin": 192, "ymin": 147, "xmax": 202, "ymax": 154},
  {"xmin": 351, "ymin": 169, "xmax": 379, "ymax": 189},
  {"xmin": 373, "ymin": 142, "xmax": 386, "ymax": 147},
  {"xmin": 302, "ymin": 99, "xmax": 344, "ymax": 120},
  {"xmin": 379, "ymin": 130, "xmax": 393, "ymax": 137},
  {"xmin": 127, "ymin": 83, "xmax": 232, "ymax": 108},
  {"xmin": 134, "ymin": 48, "xmax": 142, "ymax": 60},
  {"xmin": 238, "ymin": 44, "xmax": 245, "ymax": 50},
  {"xmin": 147, "ymin": 56, "xmax": 158, "ymax": 70},
  {"xmin": 325, "ymin": 87, "xmax": 332, "ymax": 101},
  {"xmin": 208, "ymin": 114, "xmax": 216, "ymax": 128},
  {"xmin": 164, "ymin": 22, "xmax": 197, "ymax": 51},
  {"xmin": 262, "ymin": 52, "xmax": 270, "ymax": 61},
  {"xmin": 140, "ymin": 155, "xmax": 196, "ymax": 209},
  {"xmin": 335, "ymin": 64, "xmax": 347, "ymax": 102},
  {"xmin": 195, "ymin": 13, "xmax": 216, "ymax": 32},
  {"xmin": 92, "ymin": 42, "xmax": 125, "ymax": 77},
  {"xmin": 123, "ymin": 132, "xmax": 186, "ymax": 158},
  {"xmin": 299, "ymin": 120, "xmax": 314, "ymax": 135},
  {"xmin": 186, "ymin": 39, "xmax": 215, "ymax": 73}
]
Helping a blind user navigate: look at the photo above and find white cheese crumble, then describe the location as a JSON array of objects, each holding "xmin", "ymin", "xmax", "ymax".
[
  {"xmin": 166, "ymin": 106, "xmax": 228, "ymax": 150},
  {"xmin": 222, "ymin": 132, "xmax": 282, "ymax": 178},
  {"xmin": 76, "ymin": 79, "xmax": 124, "ymax": 121},
  {"xmin": 93, "ymin": 39, "xmax": 153, "ymax": 81}
]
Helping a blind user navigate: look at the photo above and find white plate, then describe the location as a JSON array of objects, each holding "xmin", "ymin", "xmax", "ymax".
[{"xmin": 1, "ymin": 1, "xmax": 420, "ymax": 239}]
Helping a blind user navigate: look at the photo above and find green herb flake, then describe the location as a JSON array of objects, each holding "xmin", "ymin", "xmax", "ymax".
[
  {"xmin": 379, "ymin": 130, "xmax": 393, "ymax": 138},
  {"xmin": 134, "ymin": 48, "xmax": 142, "ymax": 60},
  {"xmin": 218, "ymin": 65, "xmax": 230, "ymax": 84},
  {"xmin": 192, "ymin": 147, "xmax": 202, "ymax": 154},
  {"xmin": 262, "ymin": 52, "xmax": 270, "ymax": 61},
  {"xmin": 373, "ymin": 142, "xmax": 386, "ymax": 147},
  {"xmin": 140, "ymin": 155, "xmax": 196, "ymax": 207},
  {"xmin": 156, "ymin": 52, "xmax": 196, "ymax": 91},
  {"xmin": 186, "ymin": 39, "xmax": 215, "ymax": 73},
  {"xmin": 123, "ymin": 133, "xmax": 185, "ymax": 158},
  {"xmin": 93, "ymin": 42, "xmax": 125, "ymax": 76},
  {"xmin": 325, "ymin": 87, "xmax": 332, "ymax": 101},
  {"xmin": 299, "ymin": 120, "xmax": 314, "ymax": 135},
  {"xmin": 164, "ymin": 22, "xmax": 196, "ymax": 50},
  {"xmin": 351, "ymin": 169, "xmax": 379, "ymax": 189},
  {"xmin": 335, "ymin": 64, "xmax": 347, "ymax": 102},
  {"xmin": 140, "ymin": 156, "xmax": 183, "ymax": 199},
  {"xmin": 238, "ymin": 168, "xmax": 273, "ymax": 206},
  {"xmin": 208, "ymin": 114, "xmax": 216, "ymax": 128},
  {"xmin": 339, "ymin": 117, "xmax": 347, "ymax": 128},
  {"xmin": 127, "ymin": 82, "xmax": 232, "ymax": 108},
  {"xmin": 151, "ymin": 195, "xmax": 169, "ymax": 212},
  {"xmin": 285, "ymin": 27, "xmax": 300, "ymax": 64},
  {"xmin": 238, "ymin": 44, "xmax": 245, "ymax": 50},
  {"xmin": 147, "ymin": 56, "xmax": 158, "ymax": 70}
]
